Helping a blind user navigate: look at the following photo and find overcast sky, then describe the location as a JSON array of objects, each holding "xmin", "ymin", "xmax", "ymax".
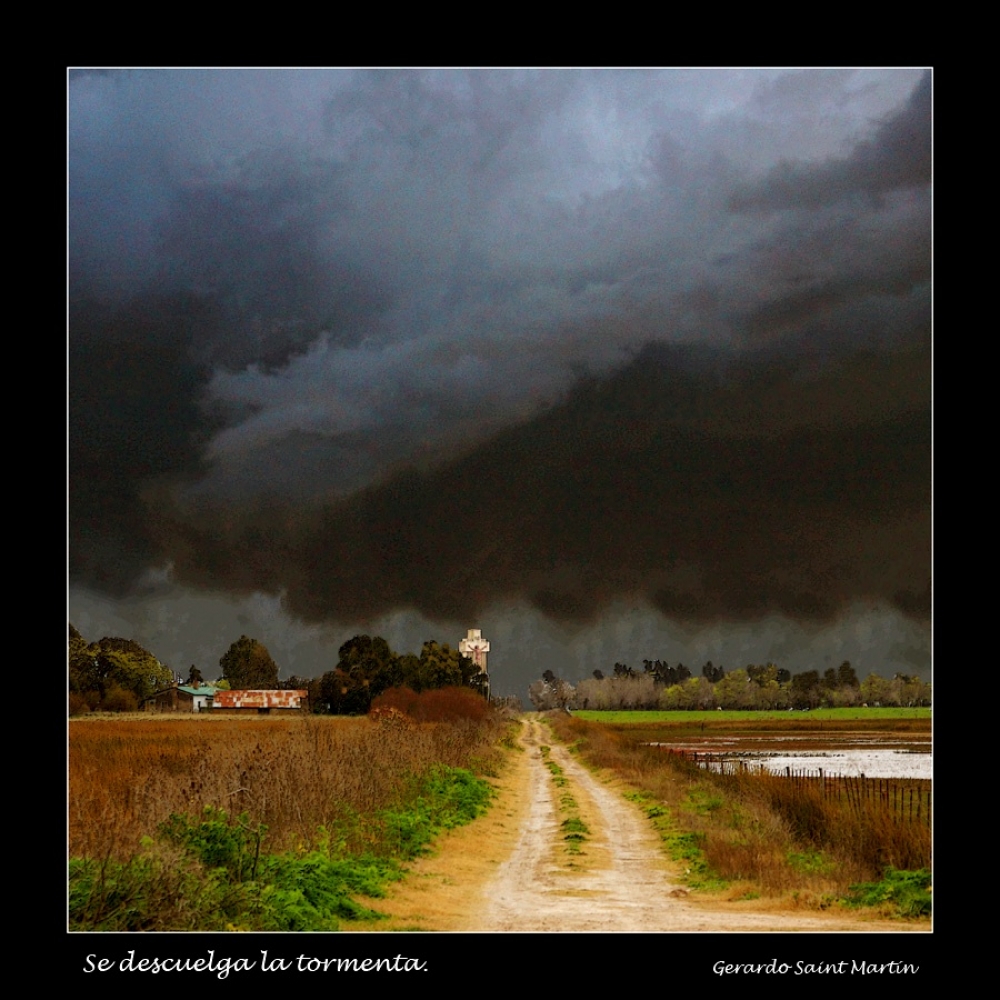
[{"xmin": 68, "ymin": 68, "xmax": 931, "ymax": 695}]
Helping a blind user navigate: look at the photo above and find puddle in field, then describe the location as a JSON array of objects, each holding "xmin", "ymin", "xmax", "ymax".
[
  {"xmin": 747, "ymin": 749, "xmax": 930, "ymax": 779},
  {"xmin": 648, "ymin": 734, "xmax": 932, "ymax": 779}
]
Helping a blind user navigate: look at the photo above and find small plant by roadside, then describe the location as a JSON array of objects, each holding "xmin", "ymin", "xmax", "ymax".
[{"xmin": 842, "ymin": 867, "xmax": 931, "ymax": 918}]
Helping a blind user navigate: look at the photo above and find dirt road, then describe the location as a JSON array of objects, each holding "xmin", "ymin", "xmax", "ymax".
[{"xmin": 358, "ymin": 716, "xmax": 922, "ymax": 932}]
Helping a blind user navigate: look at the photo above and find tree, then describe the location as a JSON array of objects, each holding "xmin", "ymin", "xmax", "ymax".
[
  {"xmin": 69, "ymin": 623, "xmax": 87, "ymax": 661},
  {"xmin": 646, "ymin": 660, "xmax": 673, "ymax": 686},
  {"xmin": 660, "ymin": 676, "xmax": 716, "ymax": 710},
  {"xmin": 702, "ymin": 661, "xmax": 725, "ymax": 684},
  {"xmin": 320, "ymin": 668, "xmax": 370, "ymax": 715},
  {"xmin": 715, "ymin": 668, "xmax": 752, "ymax": 709},
  {"xmin": 340, "ymin": 634, "xmax": 401, "ymax": 696},
  {"xmin": 460, "ymin": 652, "xmax": 490, "ymax": 696},
  {"xmin": 396, "ymin": 652, "xmax": 421, "ymax": 690},
  {"xmin": 860, "ymin": 672, "xmax": 890, "ymax": 706},
  {"xmin": 528, "ymin": 675, "xmax": 575, "ymax": 711},
  {"xmin": 413, "ymin": 640, "xmax": 464, "ymax": 692},
  {"xmin": 790, "ymin": 669, "xmax": 821, "ymax": 709},
  {"xmin": 748, "ymin": 664, "xmax": 780, "ymax": 687},
  {"xmin": 338, "ymin": 634, "xmax": 394, "ymax": 675},
  {"xmin": 69, "ymin": 634, "xmax": 173, "ymax": 706},
  {"xmin": 318, "ymin": 635, "xmax": 400, "ymax": 714},
  {"xmin": 186, "ymin": 665, "xmax": 204, "ymax": 685},
  {"xmin": 319, "ymin": 634, "xmax": 489, "ymax": 714},
  {"xmin": 69, "ymin": 624, "xmax": 94, "ymax": 696},
  {"xmin": 219, "ymin": 636, "xmax": 279, "ymax": 690},
  {"xmin": 837, "ymin": 660, "xmax": 859, "ymax": 688}
]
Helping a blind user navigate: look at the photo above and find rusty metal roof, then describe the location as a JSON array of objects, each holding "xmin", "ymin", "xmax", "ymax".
[{"xmin": 212, "ymin": 689, "xmax": 308, "ymax": 709}]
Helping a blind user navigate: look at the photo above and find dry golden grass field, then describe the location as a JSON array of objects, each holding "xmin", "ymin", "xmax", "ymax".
[{"xmin": 69, "ymin": 713, "xmax": 505, "ymax": 862}]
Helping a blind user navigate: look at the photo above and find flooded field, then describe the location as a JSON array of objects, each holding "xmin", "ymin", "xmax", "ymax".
[{"xmin": 651, "ymin": 732, "xmax": 932, "ymax": 779}]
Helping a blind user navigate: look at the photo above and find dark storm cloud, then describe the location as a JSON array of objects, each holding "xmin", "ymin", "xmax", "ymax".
[
  {"xmin": 69, "ymin": 291, "xmax": 219, "ymax": 591},
  {"xmin": 152, "ymin": 337, "xmax": 929, "ymax": 628},
  {"xmin": 69, "ymin": 68, "xmax": 930, "ymax": 634},
  {"xmin": 69, "ymin": 72, "xmax": 398, "ymax": 587},
  {"xmin": 729, "ymin": 70, "xmax": 931, "ymax": 211}
]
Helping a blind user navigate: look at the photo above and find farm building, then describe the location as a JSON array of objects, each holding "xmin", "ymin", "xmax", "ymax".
[
  {"xmin": 212, "ymin": 689, "xmax": 309, "ymax": 715},
  {"xmin": 145, "ymin": 682, "xmax": 220, "ymax": 713}
]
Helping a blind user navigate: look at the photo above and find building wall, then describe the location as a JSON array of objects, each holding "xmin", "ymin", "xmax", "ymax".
[
  {"xmin": 213, "ymin": 690, "xmax": 307, "ymax": 710},
  {"xmin": 210, "ymin": 708, "xmax": 306, "ymax": 716},
  {"xmin": 144, "ymin": 688, "xmax": 214, "ymax": 712}
]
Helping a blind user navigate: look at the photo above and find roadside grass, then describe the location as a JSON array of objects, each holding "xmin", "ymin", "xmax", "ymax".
[
  {"xmin": 69, "ymin": 714, "xmax": 508, "ymax": 930},
  {"xmin": 842, "ymin": 867, "xmax": 931, "ymax": 918},
  {"xmin": 624, "ymin": 790, "xmax": 726, "ymax": 891},
  {"xmin": 547, "ymin": 713, "xmax": 930, "ymax": 919}
]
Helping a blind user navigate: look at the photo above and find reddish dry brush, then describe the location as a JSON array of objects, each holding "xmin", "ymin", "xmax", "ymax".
[
  {"xmin": 70, "ymin": 712, "xmax": 505, "ymax": 862},
  {"xmin": 370, "ymin": 685, "xmax": 491, "ymax": 723},
  {"xmin": 724, "ymin": 769, "xmax": 931, "ymax": 874}
]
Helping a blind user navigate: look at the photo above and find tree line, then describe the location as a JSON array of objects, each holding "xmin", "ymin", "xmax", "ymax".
[
  {"xmin": 69, "ymin": 625, "xmax": 486, "ymax": 715},
  {"xmin": 69, "ymin": 624, "xmax": 175, "ymax": 713},
  {"xmin": 302, "ymin": 634, "xmax": 487, "ymax": 715},
  {"xmin": 528, "ymin": 659, "xmax": 930, "ymax": 711}
]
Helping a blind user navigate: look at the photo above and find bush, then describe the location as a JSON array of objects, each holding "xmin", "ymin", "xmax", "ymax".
[
  {"xmin": 371, "ymin": 686, "xmax": 490, "ymax": 723},
  {"xmin": 844, "ymin": 867, "xmax": 931, "ymax": 917},
  {"xmin": 101, "ymin": 685, "xmax": 139, "ymax": 713},
  {"xmin": 69, "ymin": 692, "xmax": 91, "ymax": 716}
]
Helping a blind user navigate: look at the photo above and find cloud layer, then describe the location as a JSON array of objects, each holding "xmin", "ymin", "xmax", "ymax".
[{"xmin": 69, "ymin": 69, "xmax": 930, "ymax": 674}]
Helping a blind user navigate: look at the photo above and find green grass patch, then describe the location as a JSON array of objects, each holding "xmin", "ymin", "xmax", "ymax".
[
  {"xmin": 787, "ymin": 849, "xmax": 835, "ymax": 876},
  {"xmin": 539, "ymin": 745, "xmax": 570, "ymax": 786},
  {"xmin": 685, "ymin": 789, "xmax": 724, "ymax": 815},
  {"xmin": 842, "ymin": 867, "xmax": 931, "ymax": 918},
  {"xmin": 540, "ymin": 745, "xmax": 589, "ymax": 854},
  {"xmin": 624, "ymin": 790, "xmax": 727, "ymax": 891},
  {"xmin": 561, "ymin": 816, "xmax": 590, "ymax": 841}
]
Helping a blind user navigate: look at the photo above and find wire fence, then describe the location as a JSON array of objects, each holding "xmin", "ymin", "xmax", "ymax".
[{"xmin": 657, "ymin": 748, "xmax": 931, "ymax": 826}]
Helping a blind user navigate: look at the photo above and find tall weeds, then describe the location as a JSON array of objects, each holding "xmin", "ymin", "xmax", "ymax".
[
  {"xmin": 69, "ymin": 713, "xmax": 508, "ymax": 929},
  {"xmin": 723, "ymin": 770, "xmax": 931, "ymax": 873},
  {"xmin": 70, "ymin": 715, "xmax": 503, "ymax": 859}
]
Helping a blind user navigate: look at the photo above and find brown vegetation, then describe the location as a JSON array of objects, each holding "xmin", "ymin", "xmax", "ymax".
[
  {"xmin": 69, "ymin": 714, "xmax": 506, "ymax": 863},
  {"xmin": 370, "ymin": 685, "xmax": 491, "ymax": 724},
  {"xmin": 546, "ymin": 714, "xmax": 930, "ymax": 907}
]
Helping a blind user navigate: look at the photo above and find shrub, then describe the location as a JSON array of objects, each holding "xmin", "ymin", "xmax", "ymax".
[
  {"xmin": 101, "ymin": 685, "xmax": 139, "ymax": 713},
  {"xmin": 371, "ymin": 686, "xmax": 420, "ymax": 718},
  {"xmin": 68, "ymin": 692, "xmax": 91, "ymax": 716},
  {"xmin": 371, "ymin": 686, "xmax": 490, "ymax": 723},
  {"xmin": 844, "ymin": 867, "xmax": 931, "ymax": 917}
]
